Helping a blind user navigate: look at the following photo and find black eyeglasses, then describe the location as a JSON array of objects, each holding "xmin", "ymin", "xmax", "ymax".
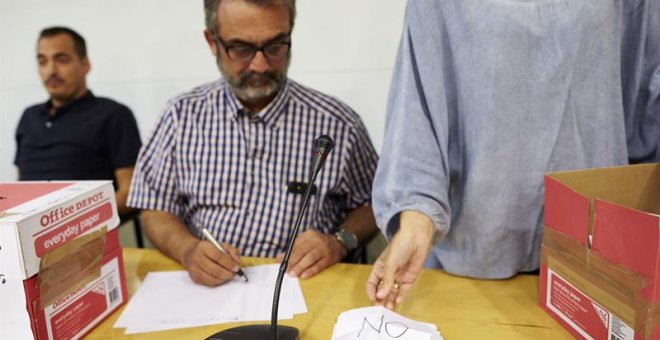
[{"xmin": 214, "ymin": 34, "xmax": 291, "ymax": 62}]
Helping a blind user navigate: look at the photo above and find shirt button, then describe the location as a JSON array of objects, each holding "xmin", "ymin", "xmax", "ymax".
[
  {"xmin": 251, "ymin": 149, "xmax": 263, "ymax": 159},
  {"xmin": 45, "ymin": 121, "xmax": 53, "ymax": 128}
]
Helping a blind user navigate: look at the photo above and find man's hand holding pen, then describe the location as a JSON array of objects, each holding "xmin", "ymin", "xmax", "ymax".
[{"xmin": 180, "ymin": 228, "xmax": 247, "ymax": 286}]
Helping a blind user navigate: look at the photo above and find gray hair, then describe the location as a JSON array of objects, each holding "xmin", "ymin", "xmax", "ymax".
[{"xmin": 204, "ymin": 0, "xmax": 296, "ymax": 36}]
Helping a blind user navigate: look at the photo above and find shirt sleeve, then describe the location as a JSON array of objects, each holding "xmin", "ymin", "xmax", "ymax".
[
  {"xmin": 127, "ymin": 103, "xmax": 182, "ymax": 216},
  {"xmin": 372, "ymin": 0, "xmax": 452, "ymax": 241},
  {"xmin": 106, "ymin": 105, "xmax": 142, "ymax": 169}
]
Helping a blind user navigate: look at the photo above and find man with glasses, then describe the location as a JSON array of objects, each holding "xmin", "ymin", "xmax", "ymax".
[{"xmin": 128, "ymin": 0, "xmax": 379, "ymax": 287}]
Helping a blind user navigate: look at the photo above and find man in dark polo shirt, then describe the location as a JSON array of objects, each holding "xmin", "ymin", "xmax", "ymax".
[{"xmin": 14, "ymin": 27, "xmax": 142, "ymax": 218}]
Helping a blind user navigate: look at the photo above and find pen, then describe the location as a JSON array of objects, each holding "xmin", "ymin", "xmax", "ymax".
[{"xmin": 201, "ymin": 228, "xmax": 249, "ymax": 282}]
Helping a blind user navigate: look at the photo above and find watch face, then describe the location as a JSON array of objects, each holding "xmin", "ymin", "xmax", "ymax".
[{"xmin": 338, "ymin": 230, "xmax": 358, "ymax": 250}]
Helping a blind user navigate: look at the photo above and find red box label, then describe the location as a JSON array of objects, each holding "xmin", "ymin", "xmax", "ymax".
[
  {"xmin": 50, "ymin": 282, "xmax": 108, "ymax": 339},
  {"xmin": 34, "ymin": 202, "xmax": 113, "ymax": 257},
  {"xmin": 546, "ymin": 270, "xmax": 608, "ymax": 339}
]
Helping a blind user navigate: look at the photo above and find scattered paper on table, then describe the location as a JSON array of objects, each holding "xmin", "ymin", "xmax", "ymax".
[
  {"xmin": 331, "ymin": 306, "xmax": 443, "ymax": 340},
  {"xmin": 114, "ymin": 264, "xmax": 306, "ymax": 334}
]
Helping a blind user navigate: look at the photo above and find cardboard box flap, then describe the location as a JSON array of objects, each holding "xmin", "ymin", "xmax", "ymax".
[
  {"xmin": 547, "ymin": 163, "xmax": 660, "ymax": 213},
  {"xmin": 0, "ymin": 181, "xmax": 115, "ymax": 224},
  {"xmin": 0, "ymin": 183, "xmax": 73, "ymax": 215},
  {"xmin": 544, "ymin": 176, "xmax": 590, "ymax": 245},
  {"xmin": 545, "ymin": 163, "xmax": 660, "ymax": 243},
  {"xmin": 592, "ymin": 200, "xmax": 660, "ymax": 301}
]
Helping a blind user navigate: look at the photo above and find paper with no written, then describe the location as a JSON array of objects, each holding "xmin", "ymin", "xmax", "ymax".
[
  {"xmin": 114, "ymin": 264, "xmax": 307, "ymax": 334},
  {"xmin": 331, "ymin": 306, "xmax": 443, "ymax": 340}
]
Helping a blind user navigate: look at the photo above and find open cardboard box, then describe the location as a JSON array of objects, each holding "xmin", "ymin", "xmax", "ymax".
[
  {"xmin": 539, "ymin": 163, "xmax": 660, "ymax": 340},
  {"xmin": 0, "ymin": 181, "xmax": 127, "ymax": 339}
]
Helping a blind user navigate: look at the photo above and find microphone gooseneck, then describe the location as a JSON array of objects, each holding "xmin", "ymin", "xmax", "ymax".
[
  {"xmin": 271, "ymin": 135, "xmax": 334, "ymax": 340},
  {"xmin": 205, "ymin": 135, "xmax": 334, "ymax": 340}
]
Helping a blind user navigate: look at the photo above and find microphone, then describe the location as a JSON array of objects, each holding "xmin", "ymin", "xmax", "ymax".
[
  {"xmin": 206, "ymin": 135, "xmax": 334, "ymax": 340},
  {"xmin": 309, "ymin": 135, "xmax": 334, "ymax": 183}
]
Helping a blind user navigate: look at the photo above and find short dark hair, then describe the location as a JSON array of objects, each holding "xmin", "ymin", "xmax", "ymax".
[
  {"xmin": 39, "ymin": 26, "xmax": 87, "ymax": 59},
  {"xmin": 204, "ymin": 0, "xmax": 296, "ymax": 36}
]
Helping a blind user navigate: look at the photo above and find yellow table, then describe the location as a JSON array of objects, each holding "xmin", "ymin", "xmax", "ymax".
[{"xmin": 86, "ymin": 248, "xmax": 572, "ymax": 339}]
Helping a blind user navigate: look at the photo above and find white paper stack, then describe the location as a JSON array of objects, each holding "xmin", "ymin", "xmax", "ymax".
[
  {"xmin": 114, "ymin": 264, "xmax": 306, "ymax": 334},
  {"xmin": 331, "ymin": 306, "xmax": 443, "ymax": 340}
]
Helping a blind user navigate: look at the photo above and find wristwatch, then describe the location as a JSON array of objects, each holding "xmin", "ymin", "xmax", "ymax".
[{"xmin": 334, "ymin": 229, "xmax": 358, "ymax": 252}]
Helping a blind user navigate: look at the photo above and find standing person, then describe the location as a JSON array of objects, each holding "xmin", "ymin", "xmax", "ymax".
[
  {"xmin": 128, "ymin": 0, "xmax": 379, "ymax": 287},
  {"xmin": 14, "ymin": 26, "xmax": 142, "ymax": 218},
  {"xmin": 367, "ymin": 0, "xmax": 660, "ymax": 309}
]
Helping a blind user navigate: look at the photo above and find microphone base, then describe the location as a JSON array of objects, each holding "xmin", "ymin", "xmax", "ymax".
[{"xmin": 206, "ymin": 324, "xmax": 299, "ymax": 340}]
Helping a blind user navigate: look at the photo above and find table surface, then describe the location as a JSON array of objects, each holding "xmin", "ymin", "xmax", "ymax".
[{"xmin": 85, "ymin": 248, "xmax": 572, "ymax": 339}]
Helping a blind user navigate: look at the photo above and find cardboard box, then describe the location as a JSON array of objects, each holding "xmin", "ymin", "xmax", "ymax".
[
  {"xmin": 539, "ymin": 163, "xmax": 660, "ymax": 340},
  {"xmin": 0, "ymin": 181, "xmax": 127, "ymax": 340}
]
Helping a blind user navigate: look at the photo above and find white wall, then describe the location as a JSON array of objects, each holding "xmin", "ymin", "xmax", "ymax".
[{"xmin": 0, "ymin": 0, "xmax": 406, "ymax": 181}]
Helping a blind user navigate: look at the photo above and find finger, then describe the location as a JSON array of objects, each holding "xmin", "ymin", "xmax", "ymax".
[
  {"xmin": 286, "ymin": 235, "xmax": 316, "ymax": 275},
  {"xmin": 286, "ymin": 245, "xmax": 304, "ymax": 271},
  {"xmin": 188, "ymin": 252, "xmax": 233, "ymax": 286},
  {"xmin": 376, "ymin": 258, "xmax": 398, "ymax": 300},
  {"xmin": 299, "ymin": 257, "xmax": 327, "ymax": 279},
  {"xmin": 300, "ymin": 238, "xmax": 339, "ymax": 279},
  {"xmin": 366, "ymin": 266, "xmax": 383, "ymax": 302},
  {"xmin": 201, "ymin": 260, "xmax": 237, "ymax": 282},
  {"xmin": 376, "ymin": 282, "xmax": 395, "ymax": 309},
  {"xmin": 189, "ymin": 264, "xmax": 228, "ymax": 286},
  {"xmin": 289, "ymin": 248, "xmax": 321, "ymax": 278},
  {"xmin": 275, "ymin": 252, "xmax": 285, "ymax": 262},
  {"xmin": 196, "ymin": 252, "xmax": 237, "ymax": 282},
  {"xmin": 366, "ymin": 280, "xmax": 378, "ymax": 302},
  {"xmin": 221, "ymin": 242, "xmax": 241, "ymax": 264},
  {"xmin": 386, "ymin": 293, "xmax": 397, "ymax": 310},
  {"xmin": 202, "ymin": 242, "xmax": 240, "ymax": 272},
  {"xmin": 286, "ymin": 239, "xmax": 307, "ymax": 268},
  {"xmin": 395, "ymin": 283, "xmax": 414, "ymax": 305}
]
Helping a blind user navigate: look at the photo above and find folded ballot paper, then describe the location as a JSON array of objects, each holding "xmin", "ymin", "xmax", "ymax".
[
  {"xmin": 114, "ymin": 264, "xmax": 306, "ymax": 334},
  {"xmin": 331, "ymin": 306, "xmax": 443, "ymax": 340}
]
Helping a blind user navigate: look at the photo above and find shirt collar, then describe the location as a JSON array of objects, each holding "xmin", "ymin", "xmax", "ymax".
[
  {"xmin": 224, "ymin": 79, "xmax": 289, "ymax": 127},
  {"xmin": 42, "ymin": 90, "xmax": 95, "ymax": 117}
]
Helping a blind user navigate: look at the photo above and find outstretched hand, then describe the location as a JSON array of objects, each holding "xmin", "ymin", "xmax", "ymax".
[{"xmin": 366, "ymin": 211, "xmax": 434, "ymax": 309}]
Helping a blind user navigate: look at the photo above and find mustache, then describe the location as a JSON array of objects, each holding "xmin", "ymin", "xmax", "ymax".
[
  {"xmin": 237, "ymin": 71, "xmax": 282, "ymax": 86},
  {"xmin": 46, "ymin": 75, "xmax": 64, "ymax": 83}
]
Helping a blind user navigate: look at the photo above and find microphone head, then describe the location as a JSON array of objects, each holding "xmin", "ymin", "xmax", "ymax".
[
  {"xmin": 315, "ymin": 135, "xmax": 334, "ymax": 154},
  {"xmin": 309, "ymin": 135, "xmax": 334, "ymax": 181}
]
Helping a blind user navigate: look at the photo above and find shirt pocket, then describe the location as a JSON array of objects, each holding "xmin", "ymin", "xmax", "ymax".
[{"xmin": 177, "ymin": 135, "xmax": 246, "ymax": 208}]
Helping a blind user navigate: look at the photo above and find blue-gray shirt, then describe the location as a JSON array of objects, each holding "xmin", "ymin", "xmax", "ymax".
[{"xmin": 373, "ymin": 0, "xmax": 660, "ymax": 278}]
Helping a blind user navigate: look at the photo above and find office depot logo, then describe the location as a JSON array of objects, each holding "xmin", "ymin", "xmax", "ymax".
[{"xmin": 39, "ymin": 191, "xmax": 105, "ymax": 228}]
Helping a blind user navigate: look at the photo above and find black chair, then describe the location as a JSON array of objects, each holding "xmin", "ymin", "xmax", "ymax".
[
  {"xmin": 342, "ymin": 245, "xmax": 368, "ymax": 264},
  {"xmin": 119, "ymin": 211, "xmax": 144, "ymax": 248}
]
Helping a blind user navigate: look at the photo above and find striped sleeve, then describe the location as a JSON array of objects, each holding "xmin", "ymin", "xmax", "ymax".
[{"xmin": 127, "ymin": 103, "xmax": 182, "ymax": 216}]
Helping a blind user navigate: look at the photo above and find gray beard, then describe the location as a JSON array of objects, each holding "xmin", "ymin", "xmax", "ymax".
[{"xmin": 218, "ymin": 56, "xmax": 290, "ymax": 104}]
